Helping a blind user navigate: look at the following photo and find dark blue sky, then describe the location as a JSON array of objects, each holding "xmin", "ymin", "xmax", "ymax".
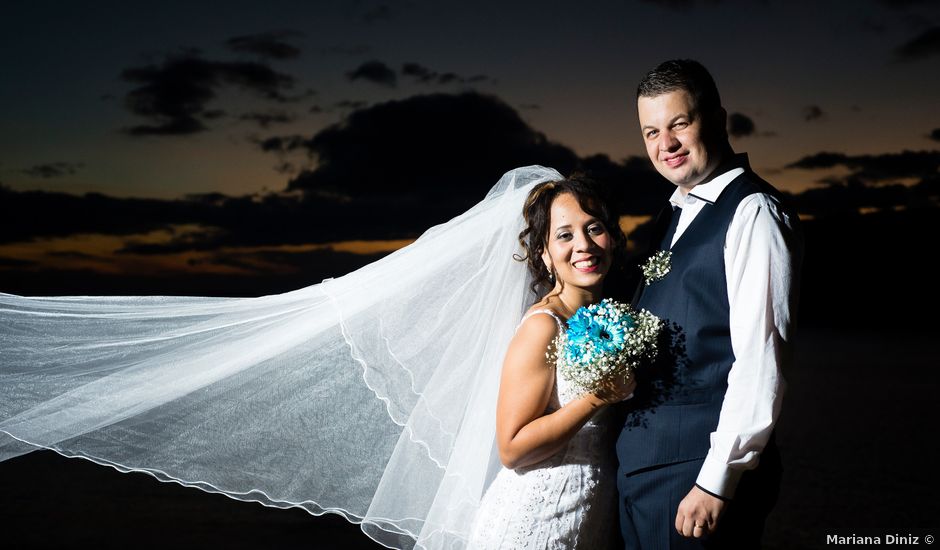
[
  {"xmin": 0, "ymin": 0, "xmax": 937, "ymax": 288},
  {"xmin": 2, "ymin": 0, "xmax": 937, "ymax": 198}
]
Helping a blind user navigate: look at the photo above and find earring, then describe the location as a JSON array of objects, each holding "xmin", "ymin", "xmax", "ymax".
[{"xmin": 547, "ymin": 266, "xmax": 554, "ymax": 281}]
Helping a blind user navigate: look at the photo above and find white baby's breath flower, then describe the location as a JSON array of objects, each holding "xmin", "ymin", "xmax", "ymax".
[{"xmin": 642, "ymin": 250, "xmax": 672, "ymax": 286}]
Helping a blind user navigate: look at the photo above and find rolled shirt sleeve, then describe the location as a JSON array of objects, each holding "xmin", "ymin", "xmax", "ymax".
[{"xmin": 694, "ymin": 193, "xmax": 802, "ymax": 499}]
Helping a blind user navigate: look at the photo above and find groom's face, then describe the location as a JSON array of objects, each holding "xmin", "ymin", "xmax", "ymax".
[{"xmin": 637, "ymin": 89, "xmax": 721, "ymax": 191}]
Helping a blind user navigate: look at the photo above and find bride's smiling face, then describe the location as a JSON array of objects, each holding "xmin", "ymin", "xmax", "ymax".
[{"xmin": 541, "ymin": 193, "xmax": 612, "ymax": 290}]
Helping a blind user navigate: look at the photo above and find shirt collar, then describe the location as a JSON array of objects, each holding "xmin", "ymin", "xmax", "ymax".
[{"xmin": 668, "ymin": 153, "xmax": 749, "ymax": 208}]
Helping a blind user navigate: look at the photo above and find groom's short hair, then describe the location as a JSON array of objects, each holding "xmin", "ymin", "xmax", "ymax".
[{"xmin": 636, "ymin": 59, "xmax": 723, "ymax": 115}]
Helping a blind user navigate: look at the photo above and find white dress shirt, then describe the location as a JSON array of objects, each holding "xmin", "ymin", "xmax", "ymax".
[{"xmin": 666, "ymin": 162, "xmax": 802, "ymax": 499}]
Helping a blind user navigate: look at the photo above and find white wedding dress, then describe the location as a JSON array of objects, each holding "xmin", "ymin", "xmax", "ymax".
[
  {"xmin": 468, "ymin": 309, "xmax": 619, "ymax": 550},
  {"xmin": 0, "ymin": 166, "xmax": 619, "ymax": 549}
]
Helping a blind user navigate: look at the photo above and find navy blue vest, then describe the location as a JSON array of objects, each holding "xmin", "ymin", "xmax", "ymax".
[{"xmin": 616, "ymin": 169, "xmax": 784, "ymax": 475}]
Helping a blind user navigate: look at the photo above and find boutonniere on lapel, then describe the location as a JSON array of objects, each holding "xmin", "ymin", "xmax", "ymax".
[{"xmin": 642, "ymin": 250, "xmax": 672, "ymax": 286}]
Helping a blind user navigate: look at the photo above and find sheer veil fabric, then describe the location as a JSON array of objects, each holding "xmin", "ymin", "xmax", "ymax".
[{"xmin": 0, "ymin": 166, "xmax": 563, "ymax": 549}]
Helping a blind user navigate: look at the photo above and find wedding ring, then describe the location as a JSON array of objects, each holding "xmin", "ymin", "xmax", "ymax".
[{"xmin": 694, "ymin": 524, "xmax": 705, "ymax": 529}]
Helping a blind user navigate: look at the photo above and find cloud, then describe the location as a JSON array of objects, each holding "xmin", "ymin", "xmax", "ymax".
[
  {"xmin": 789, "ymin": 176, "xmax": 939, "ymax": 217},
  {"xmin": 255, "ymin": 134, "xmax": 309, "ymax": 153},
  {"xmin": 22, "ymin": 162, "xmax": 85, "ymax": 179},
  {"xmin": 518, "ymin": 103, "xmax": 541, "ymax": 111},
  {"xmin": 346, "ymin": 60, "xmax": 397, "ymax": 87},
  {"xmin": 786, "ymin": 150, "xmax": 940, "ymax": 184},
  {"xmin": 0, "ymin": 257, "xmax": 36, "ymax": 267},
  {"xmin": 803, "ymin": 105, "xmax": 825, "ymax": 121},
  {"xmin": 779, "ymin": 149, "xmax": 940, "ymax": 219},
  {"xmin": 1, "ymin": 92, "xmax": 616, "ymax": 247},
  {"xmin": 401, "ymin": 62, "xmax": 433, "ymax": 82},
  {"xmin": 273, "ymin": 161, "xmax": 296, "ymax": 175},
  {"xmin": 0, "ymin": 93, "xmax": 678, "ymax": 267},
  {"xmin": 578, "ymin": 154, "xmax": 674, "ymax": 216},
  {"xmin": 5, "ymin": 92, "xmax": 674, "ymax": 255},
  {"xmin": 401, "ymin": 62, "xmax": 492, "ymax": 86},
  {"xmin": 930, "ymin": 128, "xmax": 940, "ymax": 141},
  {"xmin": 225, "ymin": 31, "xmax": 303, "ymax": 60},
  {"xmin": 0, "ymin": 187, "xmax": 208, "ymax": 245},
  {"xmin": 121, "ymin": 54, "xmax": 297, "ymax": 136},
  {"xmin": 45, "ymin": 250, "xmax": 100, "ymax": 259},
  {"xmin": 239, "ymin": 110, "xmax": 296, "ymax": 128},
  {"xmin": 284, "ymin": 92, "xmax": 580, "ymax": 203},
  {"xmin": 894, "ymin": 26, "xmax": 940, "ymax": 61},
  {"xmin": 787, "ymin": 152, "xmax": 849, "ymax": 171},
  {"xmin": 202, "ymin": 109, "xmax": 227, "ymax": 120},
  {"xmin": 195, "ymin": 247, "xmax": 391, "ymax": 275},
  {"xmin": 728, "ymin": 113, "xmax": 756, "ymax": 138},
  {"xmin": 11, "ymin": 88, "xmax": 940, "ymax": 304},
  {"xmin": 334, "ymin": 100, "xmax": 369, "ymax": 110}
]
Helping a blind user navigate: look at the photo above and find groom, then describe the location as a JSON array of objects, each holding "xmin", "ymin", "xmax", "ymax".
[{"xmin": 616, "ymin": 59, "xmax": 802, "ymax": 548}]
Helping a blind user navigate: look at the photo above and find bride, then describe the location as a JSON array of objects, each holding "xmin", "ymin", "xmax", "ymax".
[
  {"xmin": 0, "ymin": 166, "xmax": 632, "ymax": 549},
  {"xmin": 468, "ymin": 173, "xmax": 634, "ymax": 549}
]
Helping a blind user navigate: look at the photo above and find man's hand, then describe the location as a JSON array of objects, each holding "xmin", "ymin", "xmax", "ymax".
[{"xmin": 675, "ymin": 485, "xmax": 727, "ymax": 538}]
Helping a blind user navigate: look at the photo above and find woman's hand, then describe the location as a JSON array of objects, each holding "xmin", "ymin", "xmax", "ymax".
[
  {"xmin": 589, "ymin": 372, "xmax": 637, "ymax": 406},
  {"xmin": 497, "ymin": 312, "xmax": 635, "ymax": 469}
]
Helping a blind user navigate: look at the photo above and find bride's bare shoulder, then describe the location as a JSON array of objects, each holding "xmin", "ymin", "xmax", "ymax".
[
  {"xmin": 516, "ymin": 305, "xmax": 562, "ymax": 341},
  {"xmin": 523, "ymin": 296, "xmax": 565, "ymax": 321}
]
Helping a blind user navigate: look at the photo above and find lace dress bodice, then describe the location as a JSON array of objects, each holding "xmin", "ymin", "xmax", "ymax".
[{"xmin": 466, "ymin": 309, "xmax": 618, "ymax": 549}]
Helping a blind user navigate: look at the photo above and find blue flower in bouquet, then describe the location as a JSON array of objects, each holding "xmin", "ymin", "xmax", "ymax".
[
  {"xmin": 562, "ymin": 300, "xmax": 634, "ymax": 360},
  {"xmin": 595, "ymin": 319, "xmax": 629, "ymax": 354},
  {"xmin": 548, "ymin": 298, "xmax": 661, "ymax": 395},
  {"xmin": 565, "ymin": 309, "xmax": 602, "ymax": 346}
]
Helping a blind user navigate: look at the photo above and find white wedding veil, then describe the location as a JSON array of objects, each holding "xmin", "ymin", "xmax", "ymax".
[{"xmin": 0, "ymin": 165, "xmax": 563, "ymax": 549}]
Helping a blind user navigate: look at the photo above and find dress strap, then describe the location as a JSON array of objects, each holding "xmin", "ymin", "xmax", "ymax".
[{"xmin": 517, "ymin": 309, "xmax": 565, "ymax": 332}]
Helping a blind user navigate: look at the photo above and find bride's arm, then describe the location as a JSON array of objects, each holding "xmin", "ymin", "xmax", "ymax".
[{"xmin": 495, "ymin": 314, "xmax": 633, "ymax": 470}]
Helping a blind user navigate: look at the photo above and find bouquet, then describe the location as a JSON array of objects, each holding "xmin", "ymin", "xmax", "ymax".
[{"xmin": 548, "ymin": 298, "xmax": 662, "ymax": 394}]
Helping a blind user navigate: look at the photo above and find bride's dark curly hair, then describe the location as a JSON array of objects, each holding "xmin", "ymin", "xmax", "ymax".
[{"xmin": 515, "ymin": 173, "xmax": 627, "ymax": 295}]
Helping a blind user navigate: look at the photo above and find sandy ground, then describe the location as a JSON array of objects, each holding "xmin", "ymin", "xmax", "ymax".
[{"xmin": 1, "ymin": 326, "xmax": 937, "ymax": 549}]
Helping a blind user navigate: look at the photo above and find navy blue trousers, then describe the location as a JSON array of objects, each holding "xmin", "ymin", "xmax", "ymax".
[{"xmin": 617, "ymin": 443, "xmax": 781, "ymax": 550}]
